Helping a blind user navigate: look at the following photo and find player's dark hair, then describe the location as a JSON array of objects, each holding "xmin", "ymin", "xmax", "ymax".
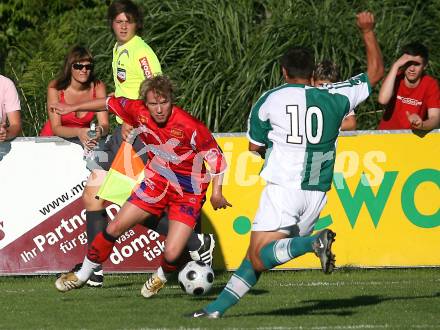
[
  {"xmin": 280, "ymin": 47, "xmax": 315, "ymax": 79},
  {"xmin": 139, "ymin": 75, "xmax": 174, "ymax": 101},
  {"xmin": 401, "ymin": 42, "xmax": 429, "ymax": 64},
  {"xmin": 314, "ymin": 59, "xmax": 340, "ymax": 83},
  {"xmin": 55, "ymin": 45, "xmax": 97, "ymax": 91},
  {"xmin": 108, "ymin": 0, "xmax": 143, "ymax": 33}
]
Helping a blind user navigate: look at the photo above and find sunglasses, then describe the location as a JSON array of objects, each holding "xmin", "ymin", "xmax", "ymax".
[{"xmin": 72, "ymin": 63, "xmax": 93, "ymax": 71}]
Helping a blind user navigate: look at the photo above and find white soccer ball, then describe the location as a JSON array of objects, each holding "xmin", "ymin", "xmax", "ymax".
[{"xmin": 178, "ymin": 261, "xmax": 215, "ymax": 296}]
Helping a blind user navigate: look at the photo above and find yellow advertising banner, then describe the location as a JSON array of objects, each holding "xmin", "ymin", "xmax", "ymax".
[{"xmin": 203, "ymin": 132, "xmax": 440, "ymax": 270}]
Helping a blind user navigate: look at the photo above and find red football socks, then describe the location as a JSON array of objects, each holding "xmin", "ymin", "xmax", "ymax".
[{"xmin": 87, "ymin": 231, "xmax": 116, "ymax": 263}]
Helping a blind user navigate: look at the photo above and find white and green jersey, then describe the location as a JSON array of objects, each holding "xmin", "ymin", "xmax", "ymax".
[{"xmin": 247, "ymin": 73, "xmax": 371, "ymax": 192}]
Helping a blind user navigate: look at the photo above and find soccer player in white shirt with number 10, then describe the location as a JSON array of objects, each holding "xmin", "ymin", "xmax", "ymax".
[{"xmin": 191, "ymin": 40, "xmax": 383, "ymax": 318}]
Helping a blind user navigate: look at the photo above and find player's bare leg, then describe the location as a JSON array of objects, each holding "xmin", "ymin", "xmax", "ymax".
[{"xmin": 248, "ymin": 231, "xmax": 288, "ymax": 271}]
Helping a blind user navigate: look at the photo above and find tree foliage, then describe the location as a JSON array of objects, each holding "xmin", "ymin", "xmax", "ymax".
[{"xmin": 2, "ymin": 0, "xmax": 439, "ymax": 135}]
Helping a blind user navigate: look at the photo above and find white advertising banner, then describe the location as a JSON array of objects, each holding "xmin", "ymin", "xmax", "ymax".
[
  {"xmin": 1, "ymin": 131, "xmax": 439, "ymax": 274},
  {"xmin": 0, "ymin": 137, "xmax": 164, "ymax": 274}
]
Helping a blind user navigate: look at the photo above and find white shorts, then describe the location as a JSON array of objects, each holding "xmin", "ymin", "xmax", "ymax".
[{"xmin": 252, "ymin": 183, "xmax": 327, "ymax": 237}]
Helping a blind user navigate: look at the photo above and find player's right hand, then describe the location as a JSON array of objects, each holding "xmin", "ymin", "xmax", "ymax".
[
  {"xmin": 210, "ymin": 193, "xmax": 232, "ymax": 210},
  {"xmin": 50, "ymin": 102, "xmax": 76, "ymax": 115}
]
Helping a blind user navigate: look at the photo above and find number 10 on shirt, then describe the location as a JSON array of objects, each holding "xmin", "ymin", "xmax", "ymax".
[{"xmin": 286, "ymin": 105, "xmax": 324, "ymax": 145}]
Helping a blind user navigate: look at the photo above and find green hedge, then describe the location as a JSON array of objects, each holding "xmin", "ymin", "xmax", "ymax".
[{"xmin": 3, "ymin": 0, "xmax": 439, "ymax": 135}]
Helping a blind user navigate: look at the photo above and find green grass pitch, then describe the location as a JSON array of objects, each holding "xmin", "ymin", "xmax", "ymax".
[{"xmin": 0, "ymin": 268, "xmax": 438, "ymax": 329}]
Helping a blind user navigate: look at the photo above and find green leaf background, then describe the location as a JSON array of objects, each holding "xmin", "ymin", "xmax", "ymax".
[{"xmin": 2, "ymin": 0, "xmax": 439, "ymax": 135}]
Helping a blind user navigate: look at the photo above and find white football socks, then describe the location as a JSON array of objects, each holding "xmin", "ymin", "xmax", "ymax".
[
  {"xmin": 75, "ymin": 257, "xmax": 100, "ymax": 282},
  {"xmin": 156, "ymin": 267, "xmax": 168, "ymax": 282}
]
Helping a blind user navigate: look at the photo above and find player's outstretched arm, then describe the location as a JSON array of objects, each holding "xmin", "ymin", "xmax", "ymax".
[
  {"xmin": 210, "ymin": 173, "xmax": 232, "ymax": 210},
  {"xmin": 50, "ymin": 98, "xmax": 107, "ymax": 115},
  {"xmin": 356, "ymin": 11, "xmax": 384, "ymax": 88}
]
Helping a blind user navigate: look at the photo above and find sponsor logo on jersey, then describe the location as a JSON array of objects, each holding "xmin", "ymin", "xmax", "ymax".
[
  {"xmin": 170, "ymin": 128, "xmax": 184, "ymax": 138},
  {"xmin": 117, "ymin": 67, "xmax": 126, "ymax": 83},
  {"xmin": 397, "ymin": 95, "xmax": 422, "ymax": 106},
  {"xmin": 138, "ymin": 113, "xmax": 149, "ymax": 125},
  {"xmin": 139, "ymin": 57, "xmax": 152, "ymax": 78}
]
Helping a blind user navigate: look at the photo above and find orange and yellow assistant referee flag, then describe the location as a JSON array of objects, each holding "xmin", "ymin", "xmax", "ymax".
[{"xmin": 97, "ymin": 141, "xmax": 145, "ymax": 206}]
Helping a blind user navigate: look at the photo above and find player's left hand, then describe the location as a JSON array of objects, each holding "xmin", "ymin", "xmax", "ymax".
[
  {"xmin": 406, "ymin": 111, "xmax": 423, "ymax": 129},
  {"xmin": 210, "ymin": 193, "xmax": 232, "ymax": 210}
]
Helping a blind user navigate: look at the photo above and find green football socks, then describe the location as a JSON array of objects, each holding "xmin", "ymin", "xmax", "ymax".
[
  {"xmin": 204, "ymin": 259, "xmax": 260, "ymax": 315},
  {"xmin": 203, "ymin": 234, "xmax": 317, "ymax": 315},
  {"xmin": 260, "ymin": 235, "xmax": 316, "ymax": 269}
]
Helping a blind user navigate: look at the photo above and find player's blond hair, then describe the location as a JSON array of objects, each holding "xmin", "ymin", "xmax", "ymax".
[
  {"xmin": 139, "ymin": 75, "xmax": 175, "ymax": 101},
  {"xmin": 314, "ymin": 60, "xmax": 340, "ymax": 83}
]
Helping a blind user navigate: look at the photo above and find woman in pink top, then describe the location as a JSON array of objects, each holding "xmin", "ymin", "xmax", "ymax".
[
  {"xmin": 40, "ymin": 46, "xmax": 109, "ymax": 149},
  {"xmin": 0, "ymin": 75, "xmax": 22, "ymax": 142}
]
